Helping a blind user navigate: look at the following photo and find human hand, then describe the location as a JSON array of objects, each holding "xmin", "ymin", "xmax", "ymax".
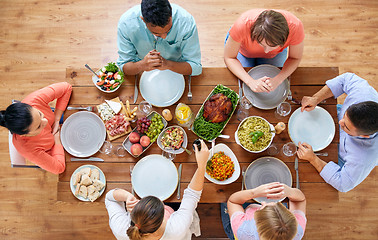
[
  {"xmin": 297, "ymin": 142, "xmax": 316, "ymax": 162},
  {"xmin": 246, "ymin": 76, "xmax": 272, "ymax": 92},
  {"xmin": 194, "ymin": 140, "xmax": 209, "ymax": 171},
  {"xmin": 301, "ymin": 96, "xmax": 318, "ymax": 112},
  {"xmin": 53, "ymin": 130, "xmax": 61, "ymax": 145},
  {"xmin": 142, "ymin": 50, "xmax": 162, "ymax": 71},
  {"xmin": 126, "ymin": 193, "xmax": 139, "ymax": 212},
  {"xmin": 263, "ymin": 77, "xmax": 280, "ymax": 92},
  {"xmin": 252, "ymin": 182, "xmax": 284, "ymax": 199},
  {"xmin": 51, "ymin": 121, "xmax": 60, "ymax": 135}
]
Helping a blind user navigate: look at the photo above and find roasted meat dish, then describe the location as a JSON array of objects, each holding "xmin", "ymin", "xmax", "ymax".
[{"xmin": 203, "ymin": 93, "xmax": 233, "ymax": 123}]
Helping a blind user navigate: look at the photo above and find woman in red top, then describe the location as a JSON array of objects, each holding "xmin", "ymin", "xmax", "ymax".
[
  {"xmin": 224, "ymin": 9, "xmax": 304, "ymax": 93},
  {"xmin": 0, "ymin": 82, "xmax": 72, "ymax": 174}
]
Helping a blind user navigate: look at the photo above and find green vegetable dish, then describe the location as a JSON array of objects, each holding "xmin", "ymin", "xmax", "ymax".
[{"xmin": 192, "ymin": 85, "xmax": 239, "ymax": 141}]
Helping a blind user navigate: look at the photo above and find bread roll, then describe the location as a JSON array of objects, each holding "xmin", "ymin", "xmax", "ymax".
[
  {"xmin": 87, "ymin": 185, "xmax": 96, "ymax": 196},
  {"xmin": 88, "ymin": 190, "xmax": 100, "ymax": 202},
  {"xmin": 90, "ymin": 169, "xmax": 100, "ymax": 181},
  {"xmin": 80, "ymin": 174, "xmax": 93, "ymax": 186},
  {"xmin": 93, "ymin": 179, "xmax": 105, "ymax": 192},
  {"xmin": 74, "ymin": 184, "xmax": 81, "ymax": 196},
  {"xmin": 80, "ymin": 167, "xmax": 91, "ymax": 176},
  {"xmin": 78, "ymin": 185, "xmax": 88, "ymax": 198},
  {"xmin": 73, "ymin": 172, "xmax": 82, "ymax": 186}
]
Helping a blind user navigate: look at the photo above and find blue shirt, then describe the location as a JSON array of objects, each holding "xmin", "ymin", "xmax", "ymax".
[
  {"xmin": 320, "ymin": 73, "xmax": 378, "ymax": 192},
  {"xmin": 117, "ymin": 4, "xmax": 202, "ymax": 76}
]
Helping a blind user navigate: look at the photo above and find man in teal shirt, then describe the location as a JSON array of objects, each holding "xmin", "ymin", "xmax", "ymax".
[{"xmin": 117, "ymin": 0, "xmax": 202, "ymax": 76}]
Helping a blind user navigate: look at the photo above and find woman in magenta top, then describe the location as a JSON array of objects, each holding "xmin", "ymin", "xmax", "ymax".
[
  {"xmin": 224, "ymin": 9, "xmax": 304, "ymax": 93},
  {"xmin": 227, "ymin": 182, "xmax": 307, "ymax": 240},
  {"xmin": 0, "ymin": 82, "xmax": 72, "ymax": 174}
]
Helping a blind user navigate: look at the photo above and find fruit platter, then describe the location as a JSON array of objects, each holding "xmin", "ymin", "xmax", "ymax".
[{"xmin": 122, "ymin": 111, "xmax": 168, "ymax": 157}]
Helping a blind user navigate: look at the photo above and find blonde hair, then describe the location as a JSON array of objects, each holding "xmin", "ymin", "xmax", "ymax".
[
  {"xmin": 127, "ymin": 196, "xmax": 164, "ymax": 240},
  {"xmin": 254, "ymin": 202, "xmax": 297, "ymax": 240}
]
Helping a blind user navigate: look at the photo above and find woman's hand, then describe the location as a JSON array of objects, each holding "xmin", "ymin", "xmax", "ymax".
[
  {"xmin": 53, "ymin": 130, "xmax": 61, "ymax": 145},
  {"xmin": 246, "ymin": 76, "xmax": 272, "ymax": 92},
  {"xmin": 194, "ymin": 140, "xmax": 209, "ymax": 171},
  {"xmin": 252, "ymin": 182, "xmax": 284, "ymax": 199},
  {"xmin": 51, "ymin": 121, "xmax": 60, "ymax": 135},
  {"xmin": 126, "ymin": 194, "xmax": 139, "ymax": 213}
]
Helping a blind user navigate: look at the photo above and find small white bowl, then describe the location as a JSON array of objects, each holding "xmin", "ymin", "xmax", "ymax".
[{"xmin": 157, "ymin": 125, "xmax": 188, "ymax": 154}]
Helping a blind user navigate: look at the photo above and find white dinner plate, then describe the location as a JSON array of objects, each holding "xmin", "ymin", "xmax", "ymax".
[
  {"xmin": 242, "ymin": 64, "xmax": 289, "ymax": 109},
  {"xmin": 157, "ymin": 125, "xmax": 188, "ymax": 154},
  {"xmin": 205, "ymin": 143, "xmax": 240, "ymax": 185},
  {"xmin": 70, "ymin": 164, "xmax": 106, "ymax": 202},
  {"xmin": 132, "ymin": 154, "xmax": 179, "ymax": 200},
  {"xmin": 61, "ymin": 111, "xmax": 106, "ymax": 157},
  {"xmin": 288, "ymin": 106, "xmax": 335, "ymax": 151},
  {"xmin": 244, "ymin": 157, "xmax": 292, "ymax": 203},
  {"xmin": 139, "ymin": 69, "xmax": 185, "ymax": 107}
]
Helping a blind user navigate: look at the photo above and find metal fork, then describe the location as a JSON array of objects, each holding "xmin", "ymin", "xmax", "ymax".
[
  {"xmin": 130, "ymin": 165, "xmax": 134, "ymax": 196},
  {"xmin": 241, "ymin": 168, "xmax": 246, "ymax": 191},
  {"xmin": 187, "ymin": 75, "xmax": 192, "ymax": 101},
  {"xmin": 67, "ymin": 106, "xmax": 93, "ymax": 111}
]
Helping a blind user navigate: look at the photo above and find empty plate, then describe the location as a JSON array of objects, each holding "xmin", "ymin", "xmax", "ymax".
[
  {"xmin": 139, "ymin": 69, "xmax": 185, "ymax": 107},
  {"xmin": 288, "ymin": 106, "xmax": 335, "ymax": 151},
  {"xmin": 131, "ymin": 154, "xmax": 178, "ymax": 201},
  {"xmin": 242, "ymin": 64, "xmax": 289, "ymax": 109},
  {"xmin": 244, "ymin": 157, "xmax": 292, "ymax": 203},
  {"xmin": 61, "ymin": 112, "xmax": 106, "ymax": 157}
]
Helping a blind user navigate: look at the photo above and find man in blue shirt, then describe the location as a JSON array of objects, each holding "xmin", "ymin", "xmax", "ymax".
[
  {"xmin": 297, "ymin": 73, "xmax": 378, "ymax": 192},
  {"xmin": 117, "ymin": 0, "xmax": 202, "ymax": 76}
]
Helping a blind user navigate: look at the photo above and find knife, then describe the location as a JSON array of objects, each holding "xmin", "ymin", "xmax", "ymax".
[
  {"xmin": 71, "ymin": 157, "xmax": 104, "ymax": 162},
  {"xmin": 294, "ymin": 157, "xmax": 300, "ymax": 189},
  {"xmin": 177, "ymin": 164, "xmax": 182, "ymax": 199},
  {"xmin": 133, "ymin": 75, "xmax": 138, "ymax": 104},
  {"xmin": 238, "ymin": 79, "xmax": 243, "ymax": 103}
]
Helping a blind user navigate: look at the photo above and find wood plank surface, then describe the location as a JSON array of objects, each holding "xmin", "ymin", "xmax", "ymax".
[{"xmin": 1, "ymin": 1, "xmax": 377, "ymax": 239}]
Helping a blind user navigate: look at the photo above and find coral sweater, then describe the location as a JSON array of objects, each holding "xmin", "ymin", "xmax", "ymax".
[{"xmin": 13, "ymin": 82, "xmax": 72, "ymax": 174}]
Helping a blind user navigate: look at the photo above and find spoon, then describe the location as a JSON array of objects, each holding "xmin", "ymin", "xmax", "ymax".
[{"xmin": 84, "ymin": 64, "xmax": 100, "ymax": 80}]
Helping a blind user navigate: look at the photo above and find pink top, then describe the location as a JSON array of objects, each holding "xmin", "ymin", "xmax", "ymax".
[
  {"xmin": 13, "ymin": 82, "xmax": 72, "ymax": 174},
  {"xmin": 164, "ymin": 205, "xmax": 175, "ymax": 221},
  {"xmin": 229, "ymin": 9, "xmax": 304, "ymax": 58},
  {"xmin": 231, "ymin": 204, "xmax": 307, "ymax": 240}
]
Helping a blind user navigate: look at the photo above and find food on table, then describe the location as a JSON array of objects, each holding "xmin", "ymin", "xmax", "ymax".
[
  {"xmin": 73, "ymin": 167, "xmax": 105, "ymax": 202},
  {"xmin": 136, "ymin": 117, "xmax": 151, "ymax": 134},
  {"xmin": 192, "ymin": 139, "xmax": 202, "ymax": 151},
  {"xmin": 129, "ymin": 132, "xmax": 141, "ymax": 144},
  {"xmin": 203, "ymin": 93, "xmax": 233, "ymax": 123},
  {"xmin": 125, "ymin": 100, "xmax": 137, "ymax": 120},
  {"xmin": 206, "ymin": 151, "xmax": 235, "ymax": 181},
  {"xmin": 96, "ymin": 62, "xmax": 124, "ymax": 92},
  {"xmin": 146, "ymin": 113, "xmax": 164, "ymax": 143},
  {"xmin": 192, "ymin": 85, "xmax": 239, "ymax": 141},
  {"xmin": 140, "ymin": 136, "xmax": 151, "ymax": 147},
  {"xmin": 105, "ymin": 114, "xmax": 131, "ymax": 137},
  {"xmin": 162, "ymin": 109, "xmax": 173, "ymax": 121},
  {"xmin": 105, "ymin": 100, "xmax": 122, "ymax": 114},
  {"xmin": 97, "ymin": 103, "xmax": 115, "ymax": 121},
  {"xmin": 237, "ymin": 117, "xmax": 273, "ymax": 152},
  {"xmin": 160, "ymin": 127, "xmax": 185, "ymax": 150},
  {"xmin": 130, "ymin": 143, "xmax": 143, "ymax": 156},
  {"xmin": 175, "ymin": 103, "xmax": 193, "ymax": 127},
  {"xmin": 250, "ymin": 130, "xmax": 264, "ymax": 144},
  {"xmin": 274, "ymin": 122, "xmax": 286, "ymax": 134}
]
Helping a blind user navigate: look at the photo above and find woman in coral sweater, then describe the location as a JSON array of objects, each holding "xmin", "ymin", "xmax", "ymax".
[{"xmin": 0, "ymin": 82, "xmax": 72, "ymax": 174}]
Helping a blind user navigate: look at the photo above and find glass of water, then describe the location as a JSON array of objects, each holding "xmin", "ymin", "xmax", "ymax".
[
  {"xmin": 137, "ymin": 101, "xmax": 152, "ymax": 118},
  {"xmin": 162, "ymin": 151, "xmax": 176, "ymax": 161},
  {"xmin": 275, "ymin": 101, "xmax": 291, "ymax": 119},
  {"xmin": 282, "ymin": 142, "xmax": 297, "ymax": 157},
  {"xmin": 99, "ymin": 141, "xmax": 113, "ymax": 155}
]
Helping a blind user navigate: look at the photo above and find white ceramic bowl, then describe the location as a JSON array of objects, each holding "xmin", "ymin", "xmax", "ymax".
[
  {"xmin": 157, "ymin": 125, "xmax": 188, "ymax": 154},
  {"xmin": 91, "ymin": 65, "xmax": 123, "ymax": 93}
]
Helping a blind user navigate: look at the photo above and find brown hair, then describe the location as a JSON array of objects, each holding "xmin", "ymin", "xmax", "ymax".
[
  {"xmin": 251, "ymin": 10, "xmax": 289, "ymax": 47},
  {"xmin": 127, "ymin": 196, "xmax": 164, "ymax": 240},
  {"xmin": 254, "ymin": 202, "xmax": 297, "ymax": 240}
]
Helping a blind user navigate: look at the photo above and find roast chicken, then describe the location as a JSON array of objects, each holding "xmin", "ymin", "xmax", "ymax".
[{"xmin": 203, "ymin": 93, "xmax": 233, "ymax": 123}]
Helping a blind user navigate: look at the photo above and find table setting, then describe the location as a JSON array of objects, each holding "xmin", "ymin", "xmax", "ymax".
[{"xmin": 58, "ymin": 65, "xmax": 340, "ymax": 204}]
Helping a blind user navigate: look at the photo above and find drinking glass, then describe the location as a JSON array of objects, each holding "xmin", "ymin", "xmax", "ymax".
[
  {"xmin": 115, "ymin": 145, "xmax": 127, "ymax": 157},
  {"xmin": 266, "ymin": 143, "xmax": 279, "ymax": 156},
  {"xmin": 282, "ymin": 142, "xmax": 297, "ymax": 157},
  {"xmin": 237, "ymin": 96, "xmax": 252, "ymax": 121},
  {"xmin": 162, "ymin": 151, "xmax": 176, "ymax": 161},
  {"xmin": 275, "ymin": 101, "xmax": 291, "ymax": 119},
  {"xmin": 175, "ymin": 103, "xmax": 194, "ymax": 128},
  {"xmin": 99, "ymin": 141, "xmax": 113, "ymax": 155},
  {"xmin": 137, "ymin": 101, "xmax": 152, "ymax": 118}
]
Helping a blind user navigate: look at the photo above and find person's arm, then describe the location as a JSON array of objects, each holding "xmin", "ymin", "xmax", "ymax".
[
  {"xmin": 297, "ymin": 142, "xmax": 327, "ymax": 172},
  {"xmin": 282, "ymin": 184, "xmax": 306, "ymax": 214},
  {"xmin": 301, "ymin": 85, "xmax": 335, "ymax": 112},
  {"xmin": 158, "ymin": 57, "xmax": 193, "ymax": 75},
  {"xmin": 188, "ymin": 140, "xmax": 210, "ymax": 191},
  {"xmin": 224, "ymin": 36, "xmax": 272, "ymax": 92},
  {"xmin": 227, "ymin": 182, "xmax": 285, "ymax": 217},
  {"xmin": 112, "ymin": 188, "xmax": 139, "ymax": 212},
  {"xmin": 267, "ymin": 42, "xmax": 304, "ymax": 91}
]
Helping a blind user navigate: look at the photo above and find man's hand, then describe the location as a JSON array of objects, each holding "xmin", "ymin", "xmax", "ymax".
[
  {"xmin": 246, "ymin": 76, "xmax": 272, "ymax": 92},
  {"xmin": 297, "ymin": 142, "xmax": 316, "ymax": 162},
  {"xmin": 301, "ymin": 96, "xmax": 319, "ymax": 112},
  {"xmin": 142, "ymin": 50, "xmax": 163, "ymax": 71}
]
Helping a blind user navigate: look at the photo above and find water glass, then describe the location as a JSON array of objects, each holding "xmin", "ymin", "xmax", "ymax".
[
  {"xmin": 237, "ymin": 96, "xmax": 252, "ymax": 121},
  {"xmin": 99, "ymin": 141, "xmax": 113, "ymax": 155},
  {"xmin": 266, "ymin": 143, "xmax": 279, "ymax": 156},
  {"xmin": 275, "ymin": 101, "xmax": 291, "ymax": 119},
  {"xmin": 162, "ymin": 151, "xmax": 176, "ymax": 161},
  {"xmin": 115, "ymin": 145, "xmax": 127, "ymax": 157},
  {"xmin": 137, "ymin": 101, "xmax": 152, "ymax": 118},
  {"xmin": 282, "ymin": 142, "xmax": 297, "ymax": 157}
]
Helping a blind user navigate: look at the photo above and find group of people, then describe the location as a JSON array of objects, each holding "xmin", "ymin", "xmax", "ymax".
[{"xmin": 0, "ymin": 0, "xmax": 377, "ymax": 239}]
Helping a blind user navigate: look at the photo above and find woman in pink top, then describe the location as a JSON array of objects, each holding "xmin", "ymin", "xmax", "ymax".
[
  {"xmin": 0, "ymin": 82, "xmax": 72, "ymax": 174},
  {"xmin": 227, "ymin": 182, "xmax": 307, "ymax": 240},
  {"xmin": 224, "ymin": 9, "xmax": 304, "ymax": 92}
]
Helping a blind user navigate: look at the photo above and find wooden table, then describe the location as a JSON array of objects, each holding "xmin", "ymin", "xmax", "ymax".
[{"xmin": 58, "ymin": 67, "xmax": 340, "ymax": 205}]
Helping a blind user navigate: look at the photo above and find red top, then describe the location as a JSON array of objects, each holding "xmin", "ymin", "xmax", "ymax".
[
  {"xmin": 229, "ymin": 9, "xmax": 304, "ymax": 58},
  {"xmin": 13, "ymin": 82, "xmax": 72, "ymax": 174}
]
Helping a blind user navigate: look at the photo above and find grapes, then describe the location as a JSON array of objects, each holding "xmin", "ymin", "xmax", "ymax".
[
  {"xmin": 146, "ymin": 114, "xmax": 164, "ymax": 143},
  {"xmin": 136, "ymin": 117, "xmax": 151, "ymax": 134}
]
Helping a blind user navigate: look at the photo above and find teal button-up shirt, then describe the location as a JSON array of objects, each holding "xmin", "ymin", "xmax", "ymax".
[{"xmin": 117, "ymin": 4, "xmax": 202, "ymax": 76}]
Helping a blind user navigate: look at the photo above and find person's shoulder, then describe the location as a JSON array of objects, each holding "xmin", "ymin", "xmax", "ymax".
[{"xmin": 119, "ymin": 5, "xmax": 141, "ymax": 23}]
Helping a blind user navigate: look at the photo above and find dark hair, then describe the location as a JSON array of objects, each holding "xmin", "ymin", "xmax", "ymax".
[
  {"xmin": 127, "ymin": 196, "xmax": 164, "ymax": 240},
  {"xmin": 251, "ymin": 10, "xmax": 289, "ymax": 47},
  {"xmin": 346, "ymin": 101, "xmax": 378, "ymax": 135},
  {"xmin": 254, "ymin": 202, "xmax": 297, "ymax": 240},
  {"xmin": 0, "ymin": 102, "xmax": 33, "ymax": 135},
  {"xmin": 141, "ymin": 0, "xmax": 172, "ymax": 27}
]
